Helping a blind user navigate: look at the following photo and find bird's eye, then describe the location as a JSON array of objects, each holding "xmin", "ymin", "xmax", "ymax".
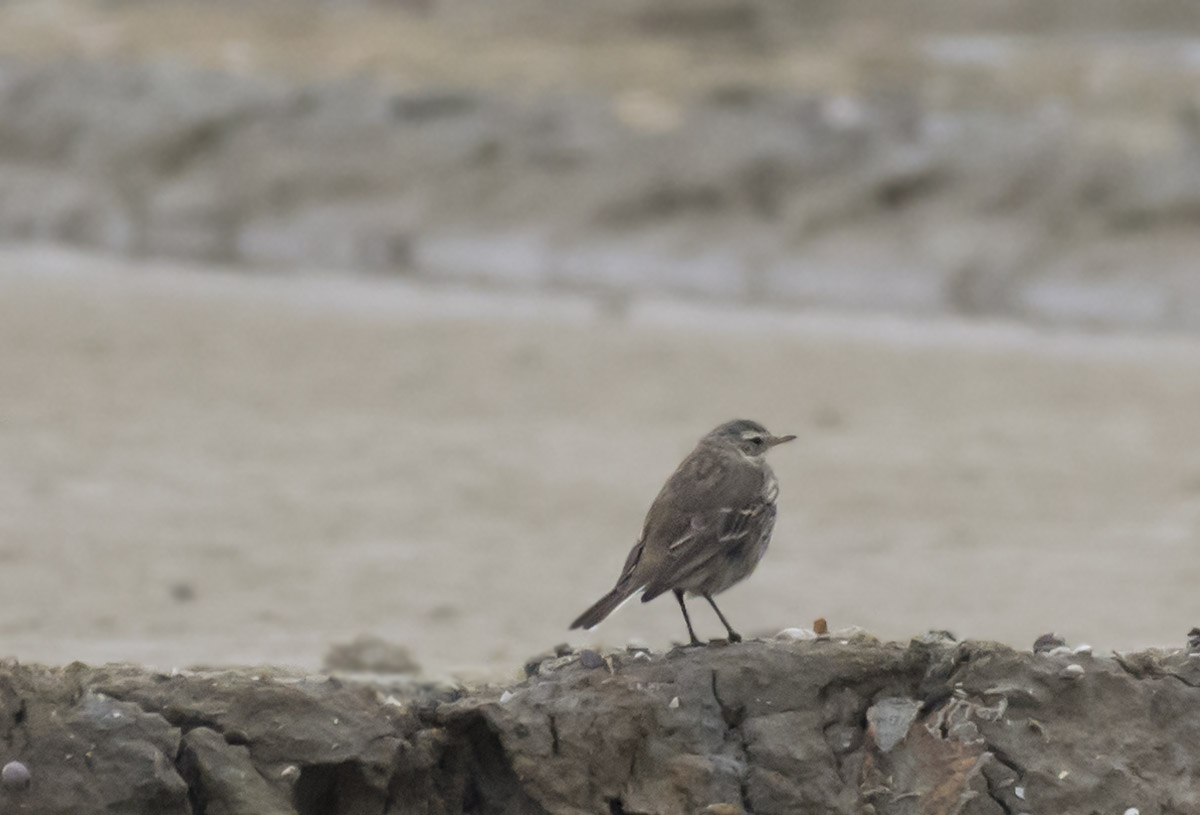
[{"xmin": 747, "ymin": 435, "xmax": 763, "ymax": 446}]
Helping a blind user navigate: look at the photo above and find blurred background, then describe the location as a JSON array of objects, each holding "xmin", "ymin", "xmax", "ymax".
[{"xmin": 1, "ymin": 0, "xmax": 1200, "ymax": 678}]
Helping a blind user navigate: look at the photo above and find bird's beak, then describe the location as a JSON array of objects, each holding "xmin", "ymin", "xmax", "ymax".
[{"xmin": 768, "ymin": 434, "xmax": 797, "ymax": 447}]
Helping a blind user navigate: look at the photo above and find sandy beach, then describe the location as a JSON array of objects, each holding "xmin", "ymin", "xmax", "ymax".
[{"xmin": 2, "ymin": 247, "xmax": 1198, "ymax": 679}]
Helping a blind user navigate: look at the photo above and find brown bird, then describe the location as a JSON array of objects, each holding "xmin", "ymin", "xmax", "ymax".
[{"xmin": 570, "ymin": 419, "xmax": 795, "ymax": 645}]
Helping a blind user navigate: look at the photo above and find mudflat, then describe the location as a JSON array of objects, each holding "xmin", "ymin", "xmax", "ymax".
[{"xmin": 3, "ymin": 248, "xmax": 1199, "ymax": 679}]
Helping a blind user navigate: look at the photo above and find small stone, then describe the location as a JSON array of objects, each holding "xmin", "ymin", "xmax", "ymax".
[
  {"xmin": 579, "ymin": 649, "xmax": 605, "ymax": 669},
  {"xmin": 1060, "ymin": 663, "xmax": 1085, "ymax": 679},
  {"xmin": 280, "ymin": 765, "xmax": 300, "ymax": 783},
  {"xmin": 1072, "ymin": 643, "xmax": 1093, "ymax": 656},
  {"xmin": 1014, "ymin": 786, "xmax": 1025, "ymax": 800},
  {"xmin": 1, "ymin": 761, "xmax": 30, "ymax": 791},
  {"xmin": 323, "ymin": 635, "xmax": 420, "ymax": 674},
  {"xmin": 921, "ymin": 629, "xmax": 957, "ymax": 644},
  {"xmin": 775, "ymin": 627, "xmax": 816, "ymax": 640},
  {"xmin": 702, "ymin": 805, "xmax": 743, "ymax": 815},
  {"xmin": 812, "ymin": 617, "xmax": 828, "ymax": 635},
  {"xmin": 499, "ymin": 690, "xmax": 514, "ymax": 703},
  {"xmin": 1034, "ymin": 632, "xmax": 1066, "ymax": 653},
  {"xmin": 1124, "ymin": 808, "xmax": 1140, "ymax": 815},
  {"xmin": 523, "ymin": 649, "xmax": 557, "ymax": 677},
  {"xmin": 169, "ymin": 581, "xmax": 196, "ymax": 602},
  {"xmin": 1046, "ymin": 646, "xmax": 1073, "ymax": 657},
  {"xmin": 829, "ymin": 625, "xmax": 871, "ymax": 643},
  {"xmin": 1188, "ymin": 627, "xmax": 1200, "ymax": 650},
  {"xmin": 866, "ymin": 697, "xmax": 921, "ymax": 752},
  {"xmin": 553, "ymin": 642, "xmax": 573, "ymax": 657},
  {"xmin": 668, "ymin": 696, "xmax": 680, "ymax": 709}
]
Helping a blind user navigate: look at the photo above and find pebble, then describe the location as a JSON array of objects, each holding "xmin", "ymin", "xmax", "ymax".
[
  {"xmin": 1124, "ymin": 809, "xmax": 1140, "ymax": 815},
  {"xmin": 866, "ymin": 697, "xmax": 922, "ymax": 752},
  {"xmin": 1072, "ymin": 643, "xmax": 1093, "ymax": 656},
  {"xmin": 1033, "ymin": 632, "xmax": 1066, "ymax": 653},
  {"xmin": 915, "ymin": 629, "xmax": 957, "ymax": 645},
  {"xmin": 579, "ymin": 649, "xmax": 605, "ymax": 669},
  {"xmin": 168, "ymin": 581, "xmax": 196, "ymax": 602},
  {"xmin": 1014, "ymin": 786, "xmax": 1025, "ymax": 800},
  {"xmin": 774, "ymin": 627, "xmax": 817, "ymax": 640},
  {"xmin": 322, "ymin": 635, "xmax": 420, "ymax": 674},
  {"xmin": 668, "ymin": 696, "xmax": 680, "ymax": 709},
  {"xmin": 1060, "ymin": 663, "xmax": 1085, "ymax": 679},
  {"xmin": 1, "ymin": 761, "xmax": 30, "ymax": 791},
  {"xmin": 499, "ymin": 690, "xmax": 514, "ymax": 703},
  {"xmin": 280, "ymin": 765, "xmax": 300, "ymax": 783}
]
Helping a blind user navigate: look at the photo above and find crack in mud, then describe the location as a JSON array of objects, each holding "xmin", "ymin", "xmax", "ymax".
[{"xmin": 710, "ymin": 669, "xmax": 753, "ymax": 815}]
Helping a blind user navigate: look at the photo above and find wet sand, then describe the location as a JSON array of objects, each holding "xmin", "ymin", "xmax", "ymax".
[{"xmin": 3, "ymin": 247, "xmax": 1200, "ymax": 679}]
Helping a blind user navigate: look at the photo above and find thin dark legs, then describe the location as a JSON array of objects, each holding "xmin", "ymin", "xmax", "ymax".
[
  {"xmin": 674, "ymin": 590, "xmax": 743, "ymax": 645},
  {"xmin": 703, "ymin": 593, "xmax": 742, "ymax": 643},
  {"xmin": 674, "ymin": 589, "xmax": 703, "ymax": 646}
]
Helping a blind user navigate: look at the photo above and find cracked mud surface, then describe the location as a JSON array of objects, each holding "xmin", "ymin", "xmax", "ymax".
[{"xmin": 1, "ymin": 638, "xmax": 1197, "ymax": 814}]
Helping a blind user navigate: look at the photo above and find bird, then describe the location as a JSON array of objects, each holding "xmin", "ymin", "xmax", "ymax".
[{"xmin": 570, "ymin": 419, "xmax": 795, "ymax": 645}]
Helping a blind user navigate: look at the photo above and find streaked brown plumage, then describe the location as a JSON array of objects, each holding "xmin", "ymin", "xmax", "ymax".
[{"xmin": 570, "ymin": 419, "xmax": 795, "ymax": 645}]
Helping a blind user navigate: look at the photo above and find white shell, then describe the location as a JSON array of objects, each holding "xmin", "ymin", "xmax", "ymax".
[
  {"xmin": 668, "ymin": 696, "xmax": 680, "ymax": 709},
  {"xmin": 1, "ymin": 761, "xmax": 30, "ymax": 790}
]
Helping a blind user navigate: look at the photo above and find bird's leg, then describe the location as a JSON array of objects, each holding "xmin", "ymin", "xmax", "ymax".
[
  {"xmin": 674, "ymin": 590, "xmax": 703, "ymax": 646},
  {"xmin": 703, "ymin": 594, "xmax": 742, "ymax": 643}
]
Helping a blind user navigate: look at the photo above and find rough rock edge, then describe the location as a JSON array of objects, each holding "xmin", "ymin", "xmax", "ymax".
[{"xmin": 0, "ymin": 639, "xmax": 1197, "ymax": 814}]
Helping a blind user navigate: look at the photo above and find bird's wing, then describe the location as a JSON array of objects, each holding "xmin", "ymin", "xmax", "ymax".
[
  {"xmin": 640, "ymin": 499, "xmax": 774, "ymax": 600},
  {"xmin": 638, "ymin": 452, "xmax": 769, "ymax": 601}
]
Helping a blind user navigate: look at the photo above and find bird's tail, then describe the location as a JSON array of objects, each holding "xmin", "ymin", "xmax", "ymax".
[{"xmin": 570, "ymin": 586, "xmax": 636, "ymax": 630}]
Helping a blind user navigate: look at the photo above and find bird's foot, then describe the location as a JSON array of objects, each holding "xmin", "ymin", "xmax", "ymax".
[{"xmin": 727, "ymin": 631, "xmax": 743, "ymax": 644}]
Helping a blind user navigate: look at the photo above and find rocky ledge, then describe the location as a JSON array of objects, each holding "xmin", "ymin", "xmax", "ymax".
[{"xmin": 0, "ymin": 636, "xmax": 1196, "ymax": 814}]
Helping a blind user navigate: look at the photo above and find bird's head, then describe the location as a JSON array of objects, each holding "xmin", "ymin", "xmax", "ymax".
[{"xmin": 707, "ymin": 419, "xmax": 796, "ymax": 458}]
